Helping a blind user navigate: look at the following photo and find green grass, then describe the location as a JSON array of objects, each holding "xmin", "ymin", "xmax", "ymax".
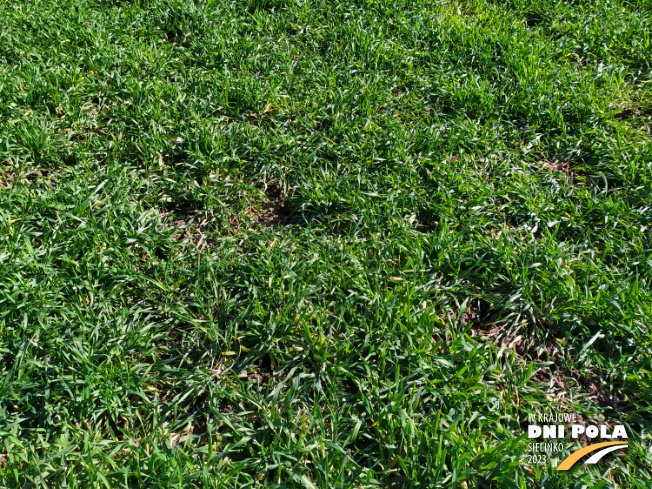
[{"xmin": 1, "ymin": 0, "xmax": 651, "ymax": 486}]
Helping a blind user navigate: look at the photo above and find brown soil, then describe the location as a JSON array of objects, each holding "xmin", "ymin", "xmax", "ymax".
[{"xmin": 255, "ymin": 183, "xmax": 294, "ymax": 225}]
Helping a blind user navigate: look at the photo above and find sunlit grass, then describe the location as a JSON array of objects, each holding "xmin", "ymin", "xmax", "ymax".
[{"xmin": 0, "ymin": 0, "xmax": 651, "ymax": 487}]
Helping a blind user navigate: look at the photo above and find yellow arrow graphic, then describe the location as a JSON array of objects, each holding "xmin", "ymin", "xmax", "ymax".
[{"xmin": 556, "ymin": 441, "xmax": 628, "ymax": 471}]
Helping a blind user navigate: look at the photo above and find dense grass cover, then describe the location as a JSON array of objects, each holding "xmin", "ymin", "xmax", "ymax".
[{"xmin": 0, "ymin": 0, "xmax": 651, "ymax": 486}]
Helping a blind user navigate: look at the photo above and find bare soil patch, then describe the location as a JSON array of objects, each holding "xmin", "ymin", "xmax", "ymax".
[
  {"xmin": 255, "ymin": 183, "xmax": 296, "ymax": 225},
  {"xmin": 540, "ymin": 154, "xmax": 585, "ymax": 185},
  {"xmin": 157, "ymin": 207, "xmax": 212, "ymax": 250}
]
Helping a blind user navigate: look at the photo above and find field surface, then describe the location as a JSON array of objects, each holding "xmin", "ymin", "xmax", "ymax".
[{"xmin": 1, "ymin": 0, "xmax": 651, "ymax": 487}]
